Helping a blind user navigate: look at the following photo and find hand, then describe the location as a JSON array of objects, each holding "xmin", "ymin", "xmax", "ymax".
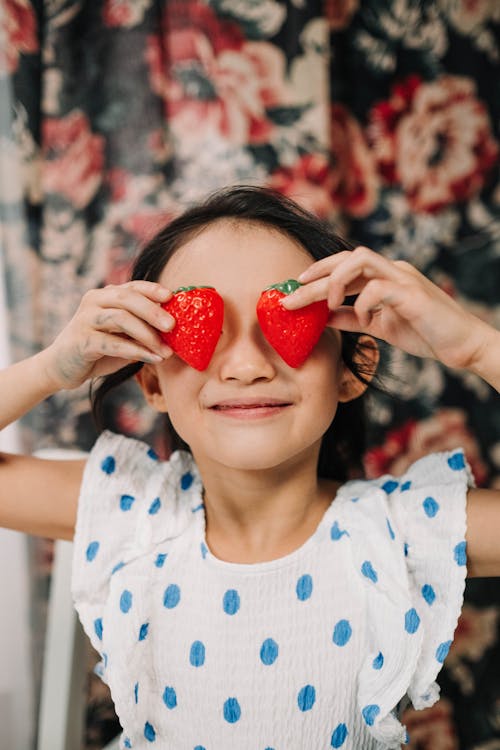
[
  {"xmin": 281, "ymin": 246, "xmax": 494, "ymax": 373},
  {"xmin": 41, "ymin": 281, "xmax": 175, "ymax": 390}
]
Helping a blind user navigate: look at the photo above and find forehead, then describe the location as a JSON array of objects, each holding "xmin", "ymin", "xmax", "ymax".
[{"xmin": 158, "ymin": 219, "xmax": 314, "ymax": 293}]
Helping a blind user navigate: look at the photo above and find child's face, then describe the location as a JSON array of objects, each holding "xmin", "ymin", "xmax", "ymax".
[{"xmin": 148, "ymin": 220, "xmax": 346, "ymax": 475}]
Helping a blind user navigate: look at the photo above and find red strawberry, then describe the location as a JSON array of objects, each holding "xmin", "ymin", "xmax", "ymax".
[
  {"xmin": 256, "ymin": 279, "xmax": 329, "ymax": 367},
  {"xmin": 160, "ymin": 286, "xmax": 224, "ymax": 371}
]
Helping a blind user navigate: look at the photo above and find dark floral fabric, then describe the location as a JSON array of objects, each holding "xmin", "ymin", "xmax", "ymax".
[{"xmin": 1, "ymin": 1, "xmax": 499, "ymax": 748}]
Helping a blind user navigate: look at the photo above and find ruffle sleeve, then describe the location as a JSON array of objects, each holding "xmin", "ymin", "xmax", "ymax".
[
  {"xmin": 337, "ymin": 449, "xmax": 473, "ymax": 748},
  {"xmin": 71, "ymin": 430, "xmax": 202, "ymax": 681}
]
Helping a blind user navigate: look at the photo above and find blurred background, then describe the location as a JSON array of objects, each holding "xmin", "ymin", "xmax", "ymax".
[{"xmin": 0, "ymin": 1, "xmax": 499, "ymax": 748}]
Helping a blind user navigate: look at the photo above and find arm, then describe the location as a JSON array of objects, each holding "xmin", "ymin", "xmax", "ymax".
[
  {"xmin": 0, "ymin": 281, "xmax": 174, "ymax": 540},
  {"xmin": 283, "ymin": 246, "xmax": 500, "ymax": 577},
  {"xmin": 465, "ymin": 488, "xmax": 500, "ymax": 578}
]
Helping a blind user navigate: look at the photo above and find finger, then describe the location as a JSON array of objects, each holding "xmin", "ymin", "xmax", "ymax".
[
  {"xmin": 89, "ymin": 308, "xmax": 173, "ymax": 358},
  {"xmin": 297, "ymin": 250, "xmax": 354, "ymax": 284},
  {"xmin": 352, "ymin": 279, "xmax": 400, "ymax": 327},
  {"xmin": 285, "ymin": 248, "xmax": 405, "ymax": 310},
  {"xmin": 325, "ymin": 306, "xmax": 367, "ymax": 334},
  {"xmin": 324, "ymin": 250, "xmax": 404, "ymax": 310},
  {"xmin": 85, "ymin": 331, "xmax": 172, "ymax": 364},
  {"xmin": 118, "ymin": 280, "xmax": 172, "ymax": 302},
  {"xmin": 85, "ymin": 285, "xmax": 175, "ymax": 333}
]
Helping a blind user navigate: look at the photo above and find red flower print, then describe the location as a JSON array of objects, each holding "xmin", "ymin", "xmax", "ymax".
[
  {"xmin": 0, "ymin": 0, "xmax": 38, "ymax": 76},
  {"xmin": 368, "ymin": 75, "xmax": 499, "ymax": 213},
  {"xmin": 42, "ymin": 111, "xmax": 105, "ymax": 210},
  {"xmin": 145, "ymin": 1, "xmax": 288, "ymax": 146},
  {"xmin": 401, "ymin": 698, "xmax": 459, "ymax": 750},
  {"xmin": 364, "ymin": 408, "xmax": 488, "ymax": 485},
  {"xmin": 267, "ymin": 153, "xmax": 337, "ymax": 219},
  {"xmin": 329, "ymin": 103, "xmax": 379, "ymax": 217},
  {"xmin": 325, "ymin": 0, "xmax": 360, "ymax": 30}
]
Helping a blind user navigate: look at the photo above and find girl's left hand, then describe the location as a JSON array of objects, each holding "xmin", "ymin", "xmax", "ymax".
[{"xmin": 281, "ymin": 246, "xmax": 494, "ymax": 373}]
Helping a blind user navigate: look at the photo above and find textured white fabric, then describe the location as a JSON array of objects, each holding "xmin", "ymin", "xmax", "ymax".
[{"xmin": 72, "ymin": 431, "xmax": 471, "ymax": 750}]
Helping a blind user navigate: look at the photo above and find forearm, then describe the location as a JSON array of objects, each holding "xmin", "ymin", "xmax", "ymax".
[{"xmin": 0, "ymin": 350, "xmax": 61, "ymax": 432}]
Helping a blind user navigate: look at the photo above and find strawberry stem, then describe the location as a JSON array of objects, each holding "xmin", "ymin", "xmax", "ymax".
[
  {"xmin": 264, "ymin": 279, "xmax": 303, "ymax": 295},
  {"xmin": 173, "ymin": 285, "xmax": 215, "ymax": 293}
]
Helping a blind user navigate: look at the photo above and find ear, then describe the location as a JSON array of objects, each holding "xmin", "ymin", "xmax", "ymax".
[
  {"xmin": 338, "ymin": 335, "xmax": 379, "ymax": 403},
  {"xmin": 135, "ymin": 365, "xmax": 169, "ymax": 413}
]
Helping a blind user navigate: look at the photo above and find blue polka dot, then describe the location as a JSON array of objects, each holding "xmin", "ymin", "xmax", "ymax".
[
  {"xmin": 454, "ymin": 540, "xmax": 467, "ymax": 566},
  {"xmin": 147, "ymin": 447, "xmax": 159, "ymax": 461},
  {"xmin": 331, "ymin": 723, "xmax": 348, "ymax": 747},
  {"xmin": 372, "ymin": 651, "xmax": 384, "ymax": 669},
  {"xmin": 436, "ymin": 640, "xmax": 452, "ymax": 663},
  {"xmin": 111, "ymin": 561, "xmax": 125, "ymax": 575},
  {"xmin": 361, "ymin": 561, "xmax": 378, "ymax": 583},
  {"xmin": 386, "ymin": 518, "xmax": 395, "ymax": 540},
  {"xmin": 94, "ymin": 618, "xmax": 103, "ymax": 640},
  {"xmin": 163, "ymin": 686, "xmax": 177, "ymax": 709},
  {"xmin": 405, "ymin": 608, "xmax": 420, "ymax": 634},
  {"xmin": 362, "ymin": 704, "xmax": 380, "ymax": 726},
  {"xmin": 330, "ymin": 521, "xmax": 349, "ymax": 540},
  {"xmin": 103, "ymin": 653, "xmax": 108, "ymax": 668},
  {"xmin": 423, "ymin": 496, "xmax": 440, "ymax": 518},
  {"xmin": 86, "ymin": 541, "xmax": 100, "ymax": 561},
  {"xmin": 139, "ymin": 622, "xmax": 149, "ymax": 641},
  {"xmin": 382, "ymin": 479, "xmax": 398, "ymax": 494},
  {"xmin": 422, "ymin": 584, "xmax": 436, "ymax": 605},
  {"xmin": 194, "ymin": 746, "xmax": 206, "ymax": 750},
  {"xmin": 223, "ymin": 589, "xmax": 240, "ymax": 615},
  {"xmin": 120, "ymin": 494, "xmax": 135, "ymax": 511},
  {"xmin": 448, "ymin": 452, "xmax": 465, "ymax": 471},
  {"xmin": 163, "ymin": 584, "xmax": 181, "ymax": 609},
  {"xmin": 297, "ymin": 684, "xmax": 316, "ymax": 711},
  {"xmin": 223, "ymin": 697, "xmax": 241, "ymax": 723},
  {"xmin": 120, "ymin": 590, "xmax": 133, "ymax": 613},
  {"xmin": 101, "ymin": 455, "xmax": 115, "ymax": 475},
  {"xmin": 124, "ymin": 739, "xmax": 132, "ymax": 748},
  {"xmin": 191, "ymin": 503, "xmax": 203, "ymax": 513},
  {"xmin": 404, "ymin": 542, "xmax": 409, "ymax": 557},
  {"xmin": 190, "ymin": 640, "xmax": 206, "ymax": 667},
  {"xmin": 134, "ymin": 682, "xmax": 139, "ymax": 704},
  {"xmin": 181, "ymin": 472, "xmax": 193, "ymax": 490},
  {"xmin": 404, "ymin": 729, "xmax": 410, "ymax": 745},
  {"xmin": 296, "ymin": 574, "xmax": 313, "ymax": 601},
  {"xmin": 260, "ymin": 638, "xmax": 279, "ymax": 665},
  {"xmin": 200, "ymin": 542, "xmax": 208, "ymax": 559},
  {"xmin": 148, "ymin": 497, "xmax": 161, "ymax": 515},
  {"xmin": 350, "ymin": 496, "xmax": 359, "ymax": 503},
  {"xmin": 155, "ymin": 553, "xmax": 167, "ymax": 568},
  {"xmin": 333, "ymin": 619, "xmax": 352, "ymax": 646},
  {"xmin": 401, "ymin": 480, "xmax": 412, "ymax": 491},
  {"xmin": 144, "ymin": 722, "xmax": 156, "ymax": 742}
]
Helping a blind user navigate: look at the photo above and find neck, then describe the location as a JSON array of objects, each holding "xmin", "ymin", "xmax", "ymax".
[{"xmin": 195, "ymin": 454, "xmax": 339, "ymax": 563}]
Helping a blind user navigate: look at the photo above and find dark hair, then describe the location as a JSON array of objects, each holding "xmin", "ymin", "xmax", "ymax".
[{"xmin": 91, "ymin": 185, "xmax": 377, "ymax": 481}]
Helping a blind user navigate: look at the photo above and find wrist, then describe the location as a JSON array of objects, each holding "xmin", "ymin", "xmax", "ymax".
[
  {"xmin": 468, "ymin": 323, "xmax": 500, "ymax": 392},
  {"xmin": 32, "ymin": 348, "xmax": 70, "ymax": 396}
]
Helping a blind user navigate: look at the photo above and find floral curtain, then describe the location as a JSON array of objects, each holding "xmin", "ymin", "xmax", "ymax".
[{"xmin": 2, "ymin": 0, "xmax": 499, "ymax": 747}]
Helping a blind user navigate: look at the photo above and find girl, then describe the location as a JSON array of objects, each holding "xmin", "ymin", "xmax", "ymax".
[{"xmin": 1, "ymin": 186, "xmax": 499, "ymax": 750}]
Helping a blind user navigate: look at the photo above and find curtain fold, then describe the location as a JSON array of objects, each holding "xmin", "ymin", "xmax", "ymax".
[{"xmin": 1, "ymin": 1, "xmax": 499, "ymax": 747}]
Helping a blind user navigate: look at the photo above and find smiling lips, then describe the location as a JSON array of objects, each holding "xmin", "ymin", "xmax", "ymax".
[{"xmin": 210, "ymin": 398, "xmax": 292, "ymax": 418}]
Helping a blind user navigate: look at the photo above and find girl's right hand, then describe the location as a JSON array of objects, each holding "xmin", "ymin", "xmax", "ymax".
[{"xmin": 41, "ymin": 281, "xmax": 175, "ymax": 390}]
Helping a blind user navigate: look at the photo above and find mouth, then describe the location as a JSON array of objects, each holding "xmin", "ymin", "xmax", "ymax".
[{"xmin": 209, "ymin": 399, "xmax": 293, "ymax": 419}]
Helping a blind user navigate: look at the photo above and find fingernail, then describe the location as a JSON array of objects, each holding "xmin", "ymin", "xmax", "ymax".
[
  {"xmin": 159, "ymin": 315, "xmax": 175, "ymax": 331},
  {"xmin": 148, "ymin": 354, "xmax": 163, "ymax": 363}
]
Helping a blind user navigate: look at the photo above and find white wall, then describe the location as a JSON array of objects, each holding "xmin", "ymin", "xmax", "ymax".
[{"xmin": 0, "ymin": 246, "xmax": 34, "ymax": 750}]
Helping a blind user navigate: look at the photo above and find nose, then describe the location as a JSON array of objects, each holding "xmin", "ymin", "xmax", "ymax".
[{"xmin": 216, "ymin": 319, "xmax": 277, "ymax": 384}]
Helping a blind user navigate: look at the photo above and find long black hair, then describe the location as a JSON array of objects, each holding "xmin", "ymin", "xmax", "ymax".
[{"xmin": 91, "ymin": 185, "xmax": 377, "ymax": 481}]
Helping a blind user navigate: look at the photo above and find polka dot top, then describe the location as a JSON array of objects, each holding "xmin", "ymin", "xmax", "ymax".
[{"xmin": 72, "ymin": 431, "xmax": 472, "ymax": 750}]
